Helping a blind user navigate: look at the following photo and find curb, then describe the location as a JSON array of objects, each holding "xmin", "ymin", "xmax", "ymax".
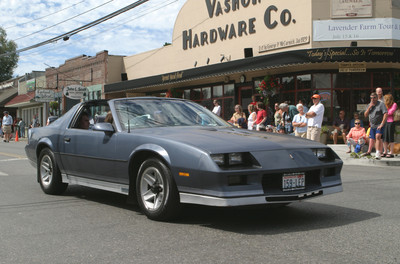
[{"xmin": 328, "ymin": 144, "xmax": 400, "ymax": 167}]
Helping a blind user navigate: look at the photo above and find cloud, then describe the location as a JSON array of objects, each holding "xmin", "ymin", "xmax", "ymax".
[{"xmin": 0, "ymin": 0, "xmax": 186, "ymax": 76}]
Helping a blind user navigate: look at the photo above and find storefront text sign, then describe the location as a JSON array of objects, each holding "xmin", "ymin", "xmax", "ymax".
[
  {"xmin": 313, "ymin": 18, "xmax": 400, "ymax": 41},
  {"xmin": 259, "ymin": 36, "xmax": 310, "ymax": 53},
  {"xmin": 63, "ymin": 85, "xmax": 88, "ymax": 100},
  {"xmin": 35, "ymin": 89, "xmax": 55, "ymax": 102},
  {"xmin": 162, "ymin": 71, "xmax": 184, "ymax": 83},
  {"xmin": 183, "ymin": 3, "xmax": 298, "ymax": 50},
  {"xmin": 306, "ymin": 48, "xmax": 395, "ymax": 61},
  {"xmin": 339, "ymin": 62, "xmax": 366, "ymax": 72},
  {"xmin": 331, "ymin": 0, "xmax": 372, "ymax": 18}
]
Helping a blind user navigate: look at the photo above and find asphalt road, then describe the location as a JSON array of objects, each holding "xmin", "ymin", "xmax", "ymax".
[{"xmin": 0, "ymin": 142, "xmax": 399, "ymax": 264}]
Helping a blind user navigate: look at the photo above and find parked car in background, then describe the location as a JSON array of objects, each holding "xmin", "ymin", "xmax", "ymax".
[{"xmin": 25, "ymin": 97, "xmax": 343, "ymax": 221}]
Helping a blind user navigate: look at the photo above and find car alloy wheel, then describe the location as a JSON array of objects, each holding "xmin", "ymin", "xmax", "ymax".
[
  {"xmin": 136, "ymin": 158, "xmax": 181, "ymax": 221},
  {"xmin": 139, "ymin": 166, "xmax": 165, "ymax": 211},
  {"xmin": 38, "ymin": 148, "xmax": 68, "ymax": 195}
]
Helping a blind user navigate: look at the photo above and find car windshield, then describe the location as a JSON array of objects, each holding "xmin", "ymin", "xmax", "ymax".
[{"xmin": 114, "ymin": 98, "xmax": 230, "ymax": 131}]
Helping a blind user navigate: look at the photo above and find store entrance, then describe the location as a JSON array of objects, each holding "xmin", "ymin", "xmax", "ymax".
[{"xmin": 238, "ymin": 85, "xmax": 253, "ymax": 116}]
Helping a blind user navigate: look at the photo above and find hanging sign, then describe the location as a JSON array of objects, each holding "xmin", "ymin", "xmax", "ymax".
[
  {"xmin": 63, "ymin": 85, "xmax": 88, "ymax": 100},
  {"xmin": 35, "ymin": 89, "xmax": 55, "ymax": 102}
]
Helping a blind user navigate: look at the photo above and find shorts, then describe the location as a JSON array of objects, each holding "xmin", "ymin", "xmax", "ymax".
[
  {"xmin": 369, "ymin": 127, "xmax": 384, "ymax": 140},
  {"xmin": 2, "ymin": 125, "xmax": 11, "ymax": 134}
]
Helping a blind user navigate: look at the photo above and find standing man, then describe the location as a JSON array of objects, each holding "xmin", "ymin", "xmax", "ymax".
[
  {"xmin": 364, "ymin": 92, "xmax": 387, "ymax": 159},
  {"xmin": 376, "ymin": 87, "xmax": 384, "ymax": 102},
  {"xmin": 2, "ymin": 111, "xmax": 13, "ymax": 143},
  {"xmin": 212, "ymin": 100, "xmax": 221, "ymax": 117},
  {"xmin": 306, "ymin": 94, "xmax": 325, "ymax": 142}
]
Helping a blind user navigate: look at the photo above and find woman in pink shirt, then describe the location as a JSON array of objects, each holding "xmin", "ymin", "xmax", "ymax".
[
  {"xmin": 383, "ymin": 94, "xmax": 398, "ymax": 158},
  {"xmin": 346, "ymin": 119, "xmax": 366, "ymax": 153}
]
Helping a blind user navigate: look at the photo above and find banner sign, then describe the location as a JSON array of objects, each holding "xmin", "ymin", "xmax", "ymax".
[
  {"xmin": 313, "ymin": 18, "xmax": 400, "ymax": 41},
  {"xmin": 63, "ymin": 85, "xmax": 88, "ymax": 100},
  {"xmin": 27, "ymin": 79, "xmax": 35, "ymax": 92},
  {"xmin": 35, "ymin": 89, "xmax": 55, "ymax": 102},
  {"xmin": 331, "ymin": 0, "xmax": 372, "ymax": 18}
]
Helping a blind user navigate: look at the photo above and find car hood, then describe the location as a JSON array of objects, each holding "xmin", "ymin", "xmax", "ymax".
[{"xmin": 135, "ymin": 126, "xmax": 325, "ymax": 154}]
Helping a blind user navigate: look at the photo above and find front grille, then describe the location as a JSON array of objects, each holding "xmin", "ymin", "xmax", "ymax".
[{"xmin": 262, "ymin": 169, "xmax": 321, "ymax": 195}]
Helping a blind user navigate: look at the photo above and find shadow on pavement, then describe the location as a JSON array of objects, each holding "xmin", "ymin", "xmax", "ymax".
[{"xmin": 61, "ymin": 185, "xmax": 380, "ymax": 235}]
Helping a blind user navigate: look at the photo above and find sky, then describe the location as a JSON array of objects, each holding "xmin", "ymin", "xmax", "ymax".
[{"xmin": 0, "ymin": 0, "xmax": 186, "ymax": 77}]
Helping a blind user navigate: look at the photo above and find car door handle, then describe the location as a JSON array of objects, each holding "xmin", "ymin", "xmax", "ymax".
[{"xmin": 64, "ymin": 137, "xmax": 71, "ymax": 143}]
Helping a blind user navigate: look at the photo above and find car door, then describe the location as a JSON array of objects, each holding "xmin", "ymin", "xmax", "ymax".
[{"xmin": 59, "ymin": 106, "xmax": 128, "ymax": 184}]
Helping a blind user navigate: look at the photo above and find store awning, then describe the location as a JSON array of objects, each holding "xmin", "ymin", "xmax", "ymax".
[
  {"xmin": 5, "ymin": 91, "xmax": 36, "ymax": 108},
  {"xmin": 104, "ymin": 47, "xmax": 400, "ymax": 94},
  {"xmin": 0, "ymin": 87, "xmax": 18, "ymax": 107}
]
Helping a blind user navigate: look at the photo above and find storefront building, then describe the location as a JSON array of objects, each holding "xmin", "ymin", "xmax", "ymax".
[
  {"xmin": 45, "ymin": 50, "xmax": 125, "ymax": 113},
  {"xmin": 0, "ymin": 77, "xmax": 20, "ymax": 118},
  {"xmin": 105, "ymin": 0, "xmax": 400, "ymax": 124},
  {"xmin": 5, "ymin": 72, "xmax": 46, "ymax": 129}
]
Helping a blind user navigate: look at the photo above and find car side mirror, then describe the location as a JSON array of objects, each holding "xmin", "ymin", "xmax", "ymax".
[{"xmin": 93, "ymin": 123, "xmax": 115, "ymax": 133}]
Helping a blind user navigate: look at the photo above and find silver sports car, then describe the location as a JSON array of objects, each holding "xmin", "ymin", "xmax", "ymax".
[{"xmin": 25, "ymin": 97, "xmax": 343, "ymax": 221}]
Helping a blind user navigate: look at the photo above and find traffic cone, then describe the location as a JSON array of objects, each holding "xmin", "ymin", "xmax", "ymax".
[{"xmin": 15, "ymin": 131, "xmax": 19, "ymax": 142}]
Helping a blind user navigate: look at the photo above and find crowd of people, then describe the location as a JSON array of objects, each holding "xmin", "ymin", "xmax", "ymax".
[
  {"xmin": 222, "ymin": 93, "xmax": 326, "ymax": 142},
  {"xmin": 216, "ymin": 87, "xmax": 399, "ymax": 159}
]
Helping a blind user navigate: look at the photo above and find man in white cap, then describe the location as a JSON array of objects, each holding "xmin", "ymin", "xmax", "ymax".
[
  {"xmin": 305, "ymin": 94, "xmax": 325, "ymax": 142},
  {"xmin": 2, "ymin": 111, "xmax": 13, "ymax": 143}
]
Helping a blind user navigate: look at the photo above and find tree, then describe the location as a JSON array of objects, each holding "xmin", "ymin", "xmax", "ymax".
[{"xmin": 0, "ymin": 26, "xmax": 19, "ymax": 82}]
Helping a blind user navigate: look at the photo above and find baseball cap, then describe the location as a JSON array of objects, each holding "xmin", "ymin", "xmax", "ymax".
[
  {"xmin": 311, "ymin": 94, "xmax": 321, "ymax": 99},
  {"xmin": 3, "ymin": 111, "xmax": 9, "ymax": 114}
]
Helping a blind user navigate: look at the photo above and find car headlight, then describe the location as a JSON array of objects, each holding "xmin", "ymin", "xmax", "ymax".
[
  {"xmin": 210, "ymin": 152, "xmax": 261, "ymax": 169},
  {"xmin": 211, "ymin": 153, "xmax": 243, "ymax": 166},
  {"xmin": 312, "ymin": 148, "xmax": 328, "ymax": 159}
]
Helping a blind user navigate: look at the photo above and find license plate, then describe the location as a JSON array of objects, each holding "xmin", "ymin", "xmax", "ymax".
[{"xmin": 282, "ymin": 173, "xmax": 305, "ymax": 191}]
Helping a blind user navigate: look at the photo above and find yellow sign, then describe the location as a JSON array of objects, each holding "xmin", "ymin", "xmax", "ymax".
[{"xmin": 339, "ymin": 62, "xmax": 366, "ymax": 72}]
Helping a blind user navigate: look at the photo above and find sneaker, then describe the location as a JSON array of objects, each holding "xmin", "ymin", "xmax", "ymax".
[{"xmin": 375, "ymin": 152, "xmax": 381, "ymax": 159}]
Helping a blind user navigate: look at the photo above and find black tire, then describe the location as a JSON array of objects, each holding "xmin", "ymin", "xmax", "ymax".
[
  {"xmin": 38, "ymin": 148, "xmax": 68, "ymax": 195},
  {"xmin": 136, "ymin": 158, "xmax": 181, "ymax": 221}
]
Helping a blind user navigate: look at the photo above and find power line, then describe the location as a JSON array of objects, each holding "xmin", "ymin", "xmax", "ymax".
[
  {"xmin": 20, "ymin": 0, "xmax": 179, "ymax": 59},
  {"xmin": 0, "ymin": 0, "xmax": 148, "ymax": 58},
  {"xmin": 13, "ymin": 0, "xmax": 114, "ymax": 41},
  {"xmin": 5, "ymin": 1, "xmax": 85, "ymax": 30}
]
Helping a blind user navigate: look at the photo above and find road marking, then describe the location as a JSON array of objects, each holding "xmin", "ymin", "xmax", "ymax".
[
  {"xmin": 0, "ymin": 158, "xmax": 28, "ymax": 162},
  {"xmin": 0, "ymin": 171, "xmax": 8, "ymax": 176},
  {"xmin": 0, "ymin": 152, "xmax": 27, "ymax": 159}
]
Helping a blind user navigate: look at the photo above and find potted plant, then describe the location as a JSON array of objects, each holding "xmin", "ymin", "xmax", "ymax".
[{"xmin": 320, "ymin": 125, "xmax": 329, "ymax": 144}]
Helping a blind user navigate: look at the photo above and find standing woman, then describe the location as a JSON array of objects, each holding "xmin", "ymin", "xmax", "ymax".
[
  {"xmin": 247, "ymin": 104, "xmax": 257, "ymax": 130},
  {"xmin": 383, "ymin": 94, "xmax": 398, "ymax": 158},
  {"xmin": 274, "ymin": 103, "xmax": 282, "ymax": 129}
]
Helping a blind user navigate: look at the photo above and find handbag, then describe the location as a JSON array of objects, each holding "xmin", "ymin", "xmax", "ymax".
[{"xmin": 394, "ymin": 108, "xmax": 400, "ymax": 122}]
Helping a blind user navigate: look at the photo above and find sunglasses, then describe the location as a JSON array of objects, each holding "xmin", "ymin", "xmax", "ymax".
[{"xmin": 355, "ymin": 123, "xmax": 360, "ymax": 125}]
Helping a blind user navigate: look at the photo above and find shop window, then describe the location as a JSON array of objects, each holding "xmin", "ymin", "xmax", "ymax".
[
  {"xmin": 281, "ymin": 76, "xmax": 295, "ymax": 91},
  {"xmin": 373, "ymin": 72, "xmax": 391, "ymax": 88},
  {"xmin": 313, "ymin": 73, "xmax": 331, "ymax": 89},
  {"xmin": 213, "ymin": 85, "xmax": 223, "ymax": 97},
  {"xmin": 184, "ymin": 89, "xmax": 190, "ymax": 99},
  {"xmin": 297, "ymin": 91, "xmax": 312, "ymax": 108},
  {"xmin": 224, "ymin": 84, "xmax": 235, "ymax": 96},
  {"xmin": 203, "ymin": 87, "xmax": 211, "ymax": 99},
  {"xmin": 191, "ymin": 88, "xmax": 202, "ymax": 101},
  {"xmin": 334, "ymin": 73, "xmax": 371, "ymax": 89},
  {"xmin": 297, "ymin": 74, "xmax": 311, "ymax": 90},
  {"xmin": 223, "ymin": 97, "xmax": 235, "ymax": 121}
]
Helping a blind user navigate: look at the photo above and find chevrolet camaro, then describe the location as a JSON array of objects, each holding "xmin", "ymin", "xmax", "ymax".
[{"xmin": 25, "ymin": 97, "xmax": 343, "ymax": 221}]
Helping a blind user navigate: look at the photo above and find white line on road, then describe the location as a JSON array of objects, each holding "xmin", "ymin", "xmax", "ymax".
[
  {"xmin": 0, "ymin": 171, "xmax": 9, "ymax": 176},
  {"xmin": 0, "ymin": 158, "xmax": 28, "ymax": 162}
]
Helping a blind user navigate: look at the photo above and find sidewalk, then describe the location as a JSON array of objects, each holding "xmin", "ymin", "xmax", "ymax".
[{"xmin": 328, "ymin": 144, "xmax": 400, "ymax": 167}]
